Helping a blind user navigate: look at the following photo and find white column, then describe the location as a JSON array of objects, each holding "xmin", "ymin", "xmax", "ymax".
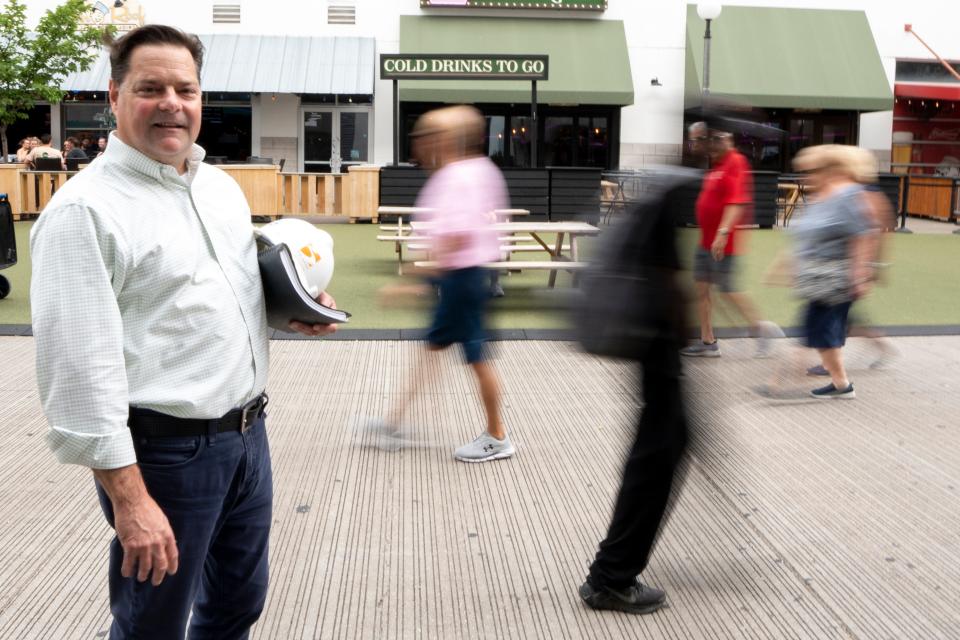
[{"xmin": 50, "ymin": 103, "xmax": 62, "ymax": 146}]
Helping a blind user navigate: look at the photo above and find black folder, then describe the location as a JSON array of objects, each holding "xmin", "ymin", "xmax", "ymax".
[{"xmin": 257, "ymin": 242, "xmax": 350, "ymax": 329}]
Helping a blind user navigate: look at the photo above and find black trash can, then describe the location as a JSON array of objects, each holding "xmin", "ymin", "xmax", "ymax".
[{"xmin": 0, "ymin": 193, "xmax": 17, "ymax": 299}]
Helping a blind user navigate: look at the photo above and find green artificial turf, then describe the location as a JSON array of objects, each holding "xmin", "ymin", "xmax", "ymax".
[{"xmin": 3, "ymin": 221, "xmax": 959, "ymax": 330}]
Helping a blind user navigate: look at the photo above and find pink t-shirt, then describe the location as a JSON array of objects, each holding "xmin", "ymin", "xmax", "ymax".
[{"xmin": 415, "ymin": 156, "xmax": 508, "ymax": 270}]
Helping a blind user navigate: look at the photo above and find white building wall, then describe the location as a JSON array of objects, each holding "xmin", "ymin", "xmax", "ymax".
[{"xmin": 22, "ymin": 0, "xmax": 960, "ymax": 168}]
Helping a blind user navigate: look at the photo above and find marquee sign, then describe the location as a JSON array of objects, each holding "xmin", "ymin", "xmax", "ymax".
[
  {"xmin": 380, "ymin": 54, "xmax": 549, "ymax": 81},
  {"xmin": 421, "ymin": 0, "xmax": 606, "ymax": 10},
  {"xmin": 79, "ymin": 0, "xmax": 146, "ymax": 33}
]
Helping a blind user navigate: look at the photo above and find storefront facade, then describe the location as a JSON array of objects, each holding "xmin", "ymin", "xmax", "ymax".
[
  {"xmin": 682, "ymin": 5, "xmax": 893, "ymax": 172},
  {"xmin": 892, "ymin": 59, "xmax": 960, "ymax": 177},
  {"xmin": 15, "ymin": 0, "xmax": 960, "ymax": 173}
]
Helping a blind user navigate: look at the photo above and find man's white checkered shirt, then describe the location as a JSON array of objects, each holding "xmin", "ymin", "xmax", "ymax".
[{"xmin": 30, "ymin": 133, "xmax": 270, "ymax": 470}]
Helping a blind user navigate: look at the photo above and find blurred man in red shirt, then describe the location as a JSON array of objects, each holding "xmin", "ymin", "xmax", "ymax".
[{"xmin": 682, "ymin": 123, "xmax": 780, "ymax": 357}]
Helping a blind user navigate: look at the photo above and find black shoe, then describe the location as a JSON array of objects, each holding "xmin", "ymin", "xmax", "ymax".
[
  {"xmin": 810, "ymin": 382, "xmax": 856, "ymax": 399},
  {"xmin": 578, "ymin": 578, "xmax": 666, "ymax": 615}
]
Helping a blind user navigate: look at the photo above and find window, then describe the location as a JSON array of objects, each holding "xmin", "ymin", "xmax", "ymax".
[
  {"xmin": 212, "ymin": 3, "xmax": 240, "ymax": 23},
  {"xmin": 509, "ymin": 116, "xmax": 532, "ymax": 168},
  {"xmin": 578, "ymin": 116, "xmax": 608, "ymax": 168},
  {"xmin": 197, "ymin": 105, "xmax": 252, "ymax": 162},
  {"xmin": 543, "ymin": 117, "xmax": 575, "ymax": 166},
  {"xmin": 63, "ymin": 103, "xmax": 114, "ymax": 142},
  {"xmin": 486, "ymin": 116, "xmax": 506, "ymax": 165},
  {"xmin": 340, "ymin": 112, "xmax": 369, "ymax": 163},
  {"xmin": 399, "ymin": 103, "xmax": 619, "ymax": 169}
]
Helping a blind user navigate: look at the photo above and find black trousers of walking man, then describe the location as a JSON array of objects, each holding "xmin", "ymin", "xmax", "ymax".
[{"xmin": 586, "ymin": 338, "xmax": 689, "ymax": 588}]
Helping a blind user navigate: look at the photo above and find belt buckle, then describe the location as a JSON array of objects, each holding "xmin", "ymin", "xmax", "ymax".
[{"xmin": 240, "ymin": 392, "xmax": 267, "ymax": 433}]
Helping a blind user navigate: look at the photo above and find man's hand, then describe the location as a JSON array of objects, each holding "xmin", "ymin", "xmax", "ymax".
[
  {"xmin": 289, "ymin": 291, "xmax": 339, "ymax": 336},
  {"xmin": 93, "ymin": 465, "xmax": 179, "ymax": 586},
  {"xmin": 711, "ymin": 234, "xmax": 727, "ymax": 261}
]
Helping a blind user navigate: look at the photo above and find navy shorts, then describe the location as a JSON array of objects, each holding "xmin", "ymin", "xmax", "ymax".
[
  {"xmin": 804, "ymin": 300, "xmax": 853, "ymax": 349},
  {"xmin": 427, "ymin": 267, "xmax": 489, "ymax": 364},
  {"xmin": 693, "ymin": 247, "xmax": 738, "ymax": 293}
]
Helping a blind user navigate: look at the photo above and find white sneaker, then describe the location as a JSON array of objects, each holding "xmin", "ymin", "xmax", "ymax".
[
  {"xmin": 454, "ymin": 433, "xmax": 515, "ymax": 463},
  {"xmin": 754, "ymin": 321, "xmax": 785, "ymax": 358},
  {"xmin": 359, "ymin": 419, "xmax": 409, "ymax": 452}
]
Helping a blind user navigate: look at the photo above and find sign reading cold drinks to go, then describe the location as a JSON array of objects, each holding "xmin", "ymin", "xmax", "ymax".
[
  {"xmin": 421, "ymin": 0, "xmax": 606, "ymax": 9},
  {"xmin": 380, "ymin": 54, "xmax": 549, "ymax": 81}
]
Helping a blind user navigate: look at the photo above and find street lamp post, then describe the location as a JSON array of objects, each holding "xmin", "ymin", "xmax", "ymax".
[{"xmin": 697, "ymin": 3, "xmax": 722, "ymax": 101}]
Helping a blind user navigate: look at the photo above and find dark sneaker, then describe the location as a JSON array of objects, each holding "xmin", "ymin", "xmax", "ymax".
[
  {"xmin": 680, "ymin": 341, "xmax": 720, "ymax": 357},
  {"xmin": 578, "ymin": 579, "xmax": 666, "ymax": 615},
  {"xmin": 806, "ymin": 364, "xmax": 830, "ymax": 376},
  {"xmin": 810, "ymin": 383, "xmax": 856, "ymax": 399}
]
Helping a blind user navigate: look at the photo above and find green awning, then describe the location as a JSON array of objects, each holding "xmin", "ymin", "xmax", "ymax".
[
  {"xmin": 398, "ymin": 16, "xmax": 633, "ymax": 105},
  {"xmin": 685, "ymin": 5, "xmax": 893, "ymax": 111}
]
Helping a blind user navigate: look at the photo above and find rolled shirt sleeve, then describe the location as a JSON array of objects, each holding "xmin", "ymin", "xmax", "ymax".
[{"xmin": 31, "ymin": 203, "xmax": 135, "ymax": 469}]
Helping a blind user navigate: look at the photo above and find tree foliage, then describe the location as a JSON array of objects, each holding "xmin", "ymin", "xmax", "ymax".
[{"xmin": 0, "ymin": 0, "xmax": 105, "ymax": 161}]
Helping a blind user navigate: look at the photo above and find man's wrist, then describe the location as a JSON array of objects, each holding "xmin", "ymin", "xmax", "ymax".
[
  {"xmin": 717, "ymin": 227, "xmax": 730, "ymax": 236},
  {"xmin": 93, "ymin": 464, "xmax": 147, "ymax": 509}
]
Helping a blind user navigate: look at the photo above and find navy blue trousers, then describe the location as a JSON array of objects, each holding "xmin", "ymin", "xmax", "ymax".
[{"xmin": 96, "ymin": 417, "xmax": 273, "ymax": 639}]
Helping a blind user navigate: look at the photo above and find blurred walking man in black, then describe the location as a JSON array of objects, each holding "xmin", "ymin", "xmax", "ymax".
[{"xmin": 578, "ymin": 173, "xmax": 692, "ymax": 614}]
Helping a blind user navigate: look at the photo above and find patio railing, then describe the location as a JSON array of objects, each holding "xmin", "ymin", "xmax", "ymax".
[{"xmin": 0, "ymin": 163, "xmax": 381, "ymax": 222}]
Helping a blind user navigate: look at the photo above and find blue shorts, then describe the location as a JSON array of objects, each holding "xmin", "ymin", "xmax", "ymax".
[
  {"xmin": 804, "ymin": 300, "xmax": 853, "ymax": 349},
  {"xmin": 427, "ymin": 267, "xmax": 489, "ymax": 364}
]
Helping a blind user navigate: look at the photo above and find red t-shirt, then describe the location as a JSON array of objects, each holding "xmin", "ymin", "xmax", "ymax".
[{"xmin": 695, "ymin": 150, "xmax": 753, "ymax": 256}]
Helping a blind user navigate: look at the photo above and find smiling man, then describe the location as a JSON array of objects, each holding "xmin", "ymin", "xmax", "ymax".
[{"xmin": 30, "ymin": 25, "xmax": 336, "ymax": 639}]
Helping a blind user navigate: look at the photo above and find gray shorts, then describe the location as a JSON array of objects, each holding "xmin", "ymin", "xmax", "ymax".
[{"xmin": 693, "ymin": 246, "xmax": 739, "ymax": 293}]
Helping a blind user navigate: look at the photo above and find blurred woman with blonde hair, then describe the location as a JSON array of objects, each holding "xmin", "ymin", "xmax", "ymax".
[{"xmin": 789, "ymin": 144, "xmax": 878, "ymax": 398}]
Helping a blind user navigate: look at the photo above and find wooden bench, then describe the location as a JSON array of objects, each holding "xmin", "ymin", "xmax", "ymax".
[
  {"xmin": 414, "ymin": 260, "xmax": 589, "ymax": 287},
  {"xmin": 402, "ymin": 220, "xmax": 600, "ymax": 287},
  {"xmin": 377, "ymin": 231, "xmax": 571, "ymax": 274}
]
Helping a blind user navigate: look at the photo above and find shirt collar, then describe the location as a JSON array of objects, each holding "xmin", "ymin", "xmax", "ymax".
[{"xmin": 105, "ymin": 131, "xmax": 206, "ymax": 185}]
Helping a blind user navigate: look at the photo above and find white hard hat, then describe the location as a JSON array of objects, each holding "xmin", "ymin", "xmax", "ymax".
[{"xmin": 255, "ymin": 218, "xmax": 334, "ymax": 299}]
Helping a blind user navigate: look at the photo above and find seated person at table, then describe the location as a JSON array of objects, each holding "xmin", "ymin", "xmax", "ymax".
[
  {"xmin": 62, "ymin": 137, "xmax": 88, "ymax": 168},
  {"xmin": 25, "ymin": 134, "xmax": 63, "ymax": 169},
  {"xmin": 15, "ymin": 138, "xmax": 32, "ymax": 163}
]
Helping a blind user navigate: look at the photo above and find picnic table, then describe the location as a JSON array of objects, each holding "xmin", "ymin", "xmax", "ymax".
[
  {"xmin": 410, "ymin": 220, "xmax": 599, "ymax": 287},
  {"xmin": 376, "ymin": 208, "xmax": 532, "ymax": 275},
  {"xmin": 377, "ymin": 206, "xmax": 530, "ymax": 221}
]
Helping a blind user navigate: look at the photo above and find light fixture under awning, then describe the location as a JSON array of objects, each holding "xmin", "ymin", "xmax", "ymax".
[{"xmin": 895, "ymin": 83, "xmax": 960, "ymax": 101}]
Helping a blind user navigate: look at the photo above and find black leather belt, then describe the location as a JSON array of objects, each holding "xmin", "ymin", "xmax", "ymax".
[{"xmin": 128, "ymin": 392, "xmax": 268, "ymax": 437}]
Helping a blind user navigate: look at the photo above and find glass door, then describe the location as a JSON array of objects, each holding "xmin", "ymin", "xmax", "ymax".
[
  {"xmin": 303, "ymin": 110, "xmax": 333, "ymax": 173},
  {"xmin": 338, "ymin": 110, "xmax": 370, "ymax": 170},
  {"xmin": 301, "ymin": 107, "xmax": 371, "ymax": 173}
]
